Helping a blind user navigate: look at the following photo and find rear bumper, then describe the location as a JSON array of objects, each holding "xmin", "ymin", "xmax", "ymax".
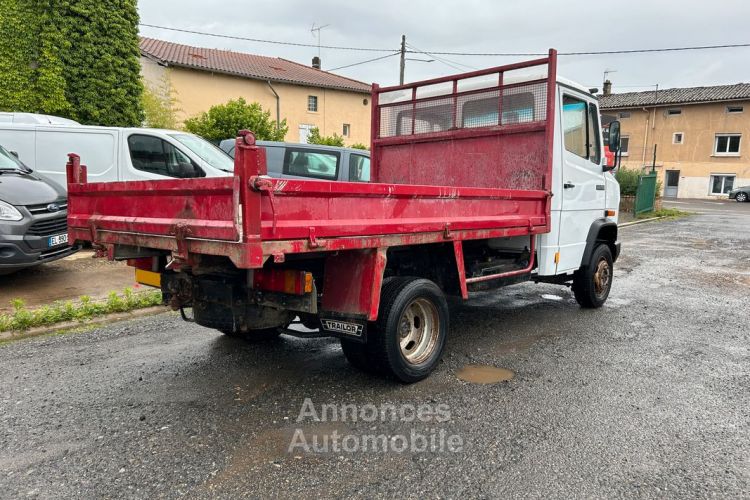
[{"xmin": 0, "ymin": 240, "xmax": 80, "ymax": 271}]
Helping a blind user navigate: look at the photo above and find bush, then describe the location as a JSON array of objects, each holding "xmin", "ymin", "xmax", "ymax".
[
  {"xmin": 142, "ymin": 74, "xmax": 180, "ymax": 129},
  {"xmin": 349, "ymin": 143, "xmax": 369, "ymax": 150},
  {"xmin": 184, "ymin": 98, "xmax": 287, "ymax": 143},
  {"xmin": 615, "ymin": 167, "xmax": 641, "ymax": 196},
  {"xmin": 307, "ymin": 127, "xmax": 344, "ymax": 147}
]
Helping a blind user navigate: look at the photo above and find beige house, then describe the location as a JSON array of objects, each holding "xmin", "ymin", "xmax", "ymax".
[
  {"xmin": 599, "ymin": 83, "xmax": 750, "ymax": 198},
  {"xmin": 140, "ymin": 37, "xmax": 372, "ymax": 146}
]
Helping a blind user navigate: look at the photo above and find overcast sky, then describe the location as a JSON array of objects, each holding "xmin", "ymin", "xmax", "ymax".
[{"xmin": 138, "ymin": 0, "xmax": 750, "ymax": 93}]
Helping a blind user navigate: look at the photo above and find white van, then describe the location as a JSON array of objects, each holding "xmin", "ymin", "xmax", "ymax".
[{"xmin": 0, "ymin": 124, "xmax": 233, "ymax": 190}]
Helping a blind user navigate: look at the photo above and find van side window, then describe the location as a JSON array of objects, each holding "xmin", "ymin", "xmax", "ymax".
[
  {"xmin": 349, "ymin": 154, "xmax": 370, "ymax": 182},
  {"xmin": 587, "ymin": 103, "xmax": 601, "ymax": 165},
  {"xmin": 127, "ymin": 135, "xmax": 203, "ymax": 178},
  {"xmin": 562, "ymin": 95, "xmax": 588, "ymax": 159},
  {"xmin": 282, "ymin": 149, "xmax": 339, "ymax": 180}
]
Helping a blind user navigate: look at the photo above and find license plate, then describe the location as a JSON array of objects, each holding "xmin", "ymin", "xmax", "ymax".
[{"xmin": 48, "ymin": 233, "xmax": 68, "ymax": 247}]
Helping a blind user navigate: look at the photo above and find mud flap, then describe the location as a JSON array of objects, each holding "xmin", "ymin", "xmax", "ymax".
[{"xmin": 319, "ymin": 313, "xmax": 368, "ymax": 343}]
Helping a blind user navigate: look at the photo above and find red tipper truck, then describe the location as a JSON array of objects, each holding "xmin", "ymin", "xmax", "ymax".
[{"xmin": 66, "ymin": 50, "xmax": 622, "ymax": 382}]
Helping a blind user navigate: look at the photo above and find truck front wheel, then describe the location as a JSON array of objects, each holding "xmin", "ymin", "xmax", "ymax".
[
  {"xmin": 370, "ymin": 277, "xmax": 449, "ymax": 383},
  {"xmin": 573, "ymin": 244, "xmax": 613, "ymax": 308}
]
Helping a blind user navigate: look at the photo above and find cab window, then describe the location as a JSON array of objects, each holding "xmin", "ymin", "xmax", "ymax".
[
  {"xmin": 562, "ymin": 95, "xmax": 588, "ymax": 159},
  {"xmin": 349, "ymin": 154, "xmax": 370, "ymax": 182},
  {"xmin": 127, "ymin": 135, "xmax": 203, "ymax": 178},
  {"xmin": 587, "ymin": 103, "xmax": 601, "ymax": 164},
  {"xmin": 282, "ymin": 149, "xmax": 339, "ymax": 180}
]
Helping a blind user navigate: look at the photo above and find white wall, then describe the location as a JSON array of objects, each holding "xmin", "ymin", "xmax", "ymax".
[{"xmin": 675, "ymin": 176, "xmax": 750, "ymax": 198}]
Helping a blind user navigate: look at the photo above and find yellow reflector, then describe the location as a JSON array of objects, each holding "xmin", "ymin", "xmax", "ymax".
[
  {"xmin": 605, "ymin": 209, "xmax": 617, "ymax": 217},
  {"xmin": 554, "ymin": 252, "xmax": 560, "ymax": 264},
  {"xmin": 135, "ymin": 269, "xmax": 161, "ymax": 288},
  {"xmin": 304, "ymin": 272, "xmax": 313, "ymax": 293}
]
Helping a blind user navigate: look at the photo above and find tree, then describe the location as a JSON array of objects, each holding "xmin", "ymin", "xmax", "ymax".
[
  {"xmin": 0, "ymin": 0, "xmax": 143, "ymax": 126},
  {"xmin": 184, "ymin": 98, "xmax": 287, "ymax": 142},
  {"xmin": 307, "ymin": 127, "xmax": 344, "ymax": 147},
  {"xmin": 141, "ymin": 74, "xmax": 180, "ymax": 129}
]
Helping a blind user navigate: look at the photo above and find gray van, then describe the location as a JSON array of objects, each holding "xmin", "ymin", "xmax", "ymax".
[
  {"xmin": 219, "ymin": 140, "xmax": 370, "ymax": 182},
  {"xmin": 0, "ymin": 144, "xmax": 78, "ymax": 274}
]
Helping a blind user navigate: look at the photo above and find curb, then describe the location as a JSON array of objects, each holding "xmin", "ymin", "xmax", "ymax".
[
  {"xmin": 0, "ymin": 305, "xmax": 170, "ymax": 342},
  {"xmin": 618, "ymin": 216, "xmax": 662, "ymax": 228}
]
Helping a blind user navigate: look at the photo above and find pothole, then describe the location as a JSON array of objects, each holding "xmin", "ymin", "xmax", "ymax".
[{"xmin": 456, "ymin": 364, "xmax": 514, "ymax": 384}]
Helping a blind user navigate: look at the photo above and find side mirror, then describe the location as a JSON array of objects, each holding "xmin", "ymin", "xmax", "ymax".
[{"xmin": 608, "ymin": 121, "xmax": 621, "ymax": 153}]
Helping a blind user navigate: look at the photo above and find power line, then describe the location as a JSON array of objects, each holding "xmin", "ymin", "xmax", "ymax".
[
  {"xmin": 423, "ymin": 42, "xmax": 750, "ymax": 57},
  {"xmin": 326, "ymin": 52, "xmax": 400, "ymax": 71},
  {"xmin": 406, "ymin": 42, "xmax": 475, "ymax": 71},
  {"xmin": 139, "ymin": 23, "xmax": 750, "ymax": 59},
  {"xmin": 139, "ymin": 23, "xmax": 394, "ymax": 52}
]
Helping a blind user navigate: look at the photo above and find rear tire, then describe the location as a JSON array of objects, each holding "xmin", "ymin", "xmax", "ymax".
[
  {"xmin": 369, "ymin": 277, "xmax": 449, "ymax": 383},
  {"xmin": 573, "ymin": 244, "xmax": 614, "ymax": 308},
  {"xmin": 220, "ymin": 328, "xmax": 282, "ymax": 342}
]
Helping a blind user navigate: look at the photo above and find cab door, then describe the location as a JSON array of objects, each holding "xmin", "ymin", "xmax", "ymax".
[{"xmin": 556, "ymin": 91, "xmax": 606, "ymax": 273}]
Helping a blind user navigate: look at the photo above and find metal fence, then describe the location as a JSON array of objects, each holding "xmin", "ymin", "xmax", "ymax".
[{"xmin": 634, "ymin": 172, "xmax": 657, "ymax": 215}]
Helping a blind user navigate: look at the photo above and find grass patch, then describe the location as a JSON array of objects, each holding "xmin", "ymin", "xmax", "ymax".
[
  {"xmin": 636, "ymin": 208, "xmax": 691, "ymax": 219},
  {"xmin": 0, "ymin": 288, "xmax": 163, "ymax": 333}
]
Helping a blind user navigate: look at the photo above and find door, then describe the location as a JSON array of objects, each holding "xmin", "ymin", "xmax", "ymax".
[
  {"xmin": 556, "ymin": 93, "xmax": 607, "ymax": 273},
  {"xmin": 299, "ymin": 124, "xmax": 313, "ymax": 144},
  {"xmin": 664, "ymin": 170, "xmax": 679, "ymax": 197}
]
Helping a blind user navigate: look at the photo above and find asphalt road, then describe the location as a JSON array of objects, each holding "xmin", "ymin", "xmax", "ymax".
[{"xmin": 1, "ymin": 206, "xmax": 748, "ymax": 499}]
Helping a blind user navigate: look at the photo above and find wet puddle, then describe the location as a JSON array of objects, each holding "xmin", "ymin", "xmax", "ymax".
[{"xmin": 456, "ymin": 364, "xmax": 514, "ymax": 384}]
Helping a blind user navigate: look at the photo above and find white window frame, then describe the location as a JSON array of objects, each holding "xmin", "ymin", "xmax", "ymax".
[
  {"xmin": 619, "ymin": 135, "xmax": 630, "ymax": 156},
  {"xmin": 343, "ymin": 123, "xmax": 351, "ymax": 137},
  {"xmin": 673, "ymin": 132, "xmax": 684, "ymax": 145},
  {"xmin": 666, "ymin": 108, "xmax": 682, "ymax": 116},
  {"xmin": 307, "ymin": 95, "xmax": 318, "ymax": 113},
  {"xmin": 714, "ymin": 134, "xmax": 741, "ymax": 156},
  {"xmin": 709, "ymin": 174, "xmax": 736, "ymax": 195},
  {"xmin": 726, "ymin": 105, "xmax": 744, "ymax": 114}
]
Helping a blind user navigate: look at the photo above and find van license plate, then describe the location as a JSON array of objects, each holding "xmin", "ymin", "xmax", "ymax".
[{"xmin": 48, "ymin": 233, "xmax": 68, "ymax": 247}]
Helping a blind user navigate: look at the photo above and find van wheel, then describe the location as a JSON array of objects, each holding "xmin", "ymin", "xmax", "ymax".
[
  {"xmin": 220, "ymin": 328, "xmax": 282, "ymax": 342},
  {"xmin": 573, "ymin": 244, "xmax": 613, "ymax": 308},
  {"xmin": 369, "ymin": 277, "xmax": 449, "ymax": 383}
]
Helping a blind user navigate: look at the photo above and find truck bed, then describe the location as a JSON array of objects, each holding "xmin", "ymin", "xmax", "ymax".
[{"xmin": 67, "ymin": 51, "xmax": 557, "ymax": 269}]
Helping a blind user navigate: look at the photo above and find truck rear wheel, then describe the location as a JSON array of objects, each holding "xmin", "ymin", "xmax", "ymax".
[
  {"xmin": 369, "ymin": 277, "xmax": 449, "ymax": 383},
  {"xmin": 573, "ymin": 244, "xmax": 613, "ymax": 308}
]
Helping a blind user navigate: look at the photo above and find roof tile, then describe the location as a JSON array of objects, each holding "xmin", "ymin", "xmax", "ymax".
[
  {"xmin": 140, "ymin": 37, "xmax": 371, "ymax": 93},
  {"xmin": 599, "ymin": 83, "xmax": 750, "ymax": 109}
]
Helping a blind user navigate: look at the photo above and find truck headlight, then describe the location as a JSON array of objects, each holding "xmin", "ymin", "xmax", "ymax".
[{"xmin": 0, "ymin": 200, "xmax": 23, "ymax": 221}]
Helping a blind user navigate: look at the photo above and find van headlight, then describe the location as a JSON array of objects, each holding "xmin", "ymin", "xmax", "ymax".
[{"xmin": 0, "ymin": 200, "xmax": 23, "ymax": 221}]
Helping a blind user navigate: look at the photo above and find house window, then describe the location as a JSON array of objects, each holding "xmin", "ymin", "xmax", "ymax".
[
  {"xmin": 618, "ymin": 111, "xmax": 631, "ymax": 119},
  {"xmin": 714, "ymin": 134, "xmax": 741, "ymax": 155},
  {"xmin": 710, "ymin": 174, "xmax": 735, "ymax": 195},
  {"xmin": 307, "ymin": 95, "xmax": 318, "ymax": 112},
  {"xmin": 619, "ymin": 135, "xmax": 630, "ymax": 156},
  {"xmin": 667, "ymin": 108, "xmax": 682, "ymax": 116},
  {"xmin": 673, "ymin": 132, "xmax": 684, "ymax": 144},
  {"xmin": 727, "ymin": 105, "xmax": 744, "ymax": 113},
  {"xmin": 343, "ymin": 123, "xmax": 351, "ymax": 137}
]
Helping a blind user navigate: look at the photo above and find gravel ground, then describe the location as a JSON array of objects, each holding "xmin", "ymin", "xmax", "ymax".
[{"xmin": 0, "ymin": 204, "xmax": 748, "ymax": 499}]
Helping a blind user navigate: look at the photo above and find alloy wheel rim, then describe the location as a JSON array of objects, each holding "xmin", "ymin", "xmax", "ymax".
[{"xmin": 398, "ymin": 298, "xmax": 440, "ymax": 365}]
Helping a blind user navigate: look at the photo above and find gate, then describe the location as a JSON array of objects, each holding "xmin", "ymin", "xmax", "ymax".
[{"xmin": 634, "ymin": 172, "xmax": 657, "ymax": 215}]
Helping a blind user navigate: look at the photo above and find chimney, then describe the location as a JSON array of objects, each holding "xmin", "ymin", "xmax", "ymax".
[
  {"xmin": 312, "ymin": 56, "xmax": 321, "ymax": 70},
  {"xmin": 603, "ymin": 80, "xmax": 612, "ymax": 96}
]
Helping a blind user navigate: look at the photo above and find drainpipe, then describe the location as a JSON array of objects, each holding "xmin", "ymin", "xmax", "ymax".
[{"xmin": 267, "ymin": 81, "xmax": 280, "ymax": 131}]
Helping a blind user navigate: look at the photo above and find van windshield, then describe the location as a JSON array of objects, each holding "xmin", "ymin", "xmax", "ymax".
[
  {"xmin": 0, "ymin": 145, "xmax": 30, "ymax": 172},
  {"xmin": 170, "ymin": 134, "xmax": 235, "ymax": 172}
]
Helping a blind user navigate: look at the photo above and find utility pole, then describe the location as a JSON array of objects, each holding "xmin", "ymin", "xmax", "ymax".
[{"xmin": 399, "ymin": 35, "xmax": 406, "ymax": 85}]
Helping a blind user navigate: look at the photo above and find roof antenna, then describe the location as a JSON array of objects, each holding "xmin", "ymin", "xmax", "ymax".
[{"xmin": 311, "ymin": 23, "xmax": 330, "ymax": 59}]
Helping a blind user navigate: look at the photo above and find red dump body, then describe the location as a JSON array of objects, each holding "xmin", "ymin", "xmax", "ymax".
[{"xmin": 67, "ymin": 51, "xmax": 558, "ymax": 300}]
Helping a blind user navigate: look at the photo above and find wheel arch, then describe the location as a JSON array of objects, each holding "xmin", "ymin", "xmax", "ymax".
[{"xmin": 580, "ymin": 219, "xmax": 619, "ymax": 268}]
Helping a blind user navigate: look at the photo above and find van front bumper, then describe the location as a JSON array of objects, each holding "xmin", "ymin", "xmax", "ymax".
[{"xmin": 0, "ymin": 239, "xmax": 80, "ymax": 271}]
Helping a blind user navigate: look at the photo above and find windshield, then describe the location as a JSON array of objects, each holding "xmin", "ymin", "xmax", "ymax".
[
  {"xmin": 169, "ymin": 133, "xmax": 235, "ymax": 172},
  {"xmin": 0, "ymin": 145, "xmax": 30, "ymax": 171}
]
